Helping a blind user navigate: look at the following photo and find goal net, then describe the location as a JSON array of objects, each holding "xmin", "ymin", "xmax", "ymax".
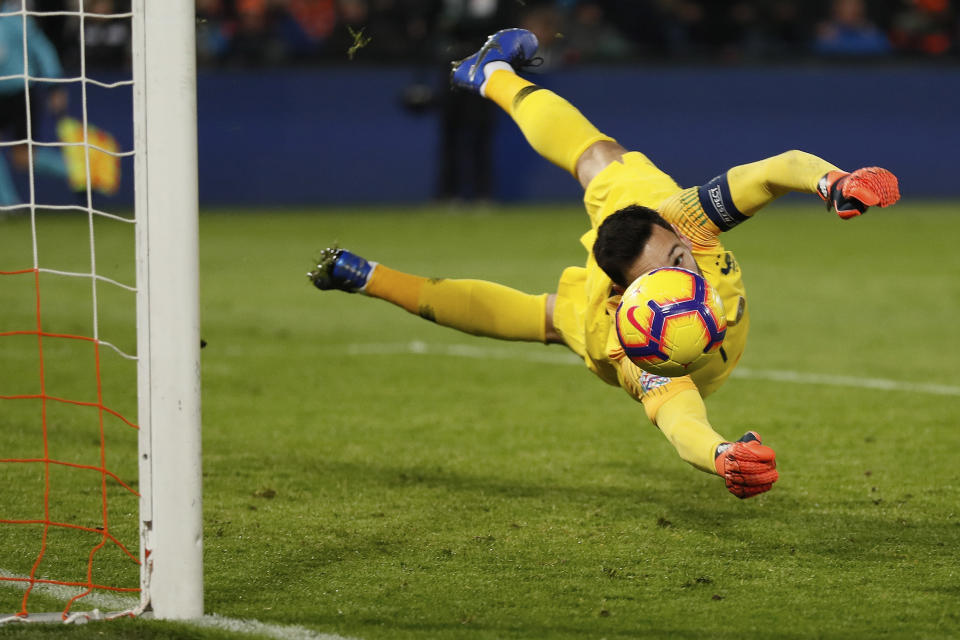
[{"xmin": 0, "ymin": 0, "xmax": 200, "ymax": 623}]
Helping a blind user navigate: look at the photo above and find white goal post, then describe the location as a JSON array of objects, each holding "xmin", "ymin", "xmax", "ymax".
[
  {"xmin": 133, "ymin": 0, "xmax": 203, "ymax": 621},
  {"xmin": 0, "ymin": 0, "xmax": 201, "ymax": 624}
]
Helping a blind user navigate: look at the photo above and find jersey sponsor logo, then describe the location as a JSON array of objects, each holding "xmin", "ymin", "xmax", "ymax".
[{"xmin": 639, "ymin": 370, "xmax": 672, "ymax": 394}]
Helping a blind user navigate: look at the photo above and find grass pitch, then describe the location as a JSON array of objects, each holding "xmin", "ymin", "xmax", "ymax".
[{"xmin": 1, "ymin": 201, "xmax": 959, "ymax": 639}]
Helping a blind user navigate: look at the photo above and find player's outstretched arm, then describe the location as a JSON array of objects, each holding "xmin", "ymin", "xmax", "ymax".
[
  {"xmin": 721, "ymin": 150, "xmax": 899, "ymax": 219},
  {"xmin": 640, "ymin": 385, "xmax": 778, "ymax": 498}
]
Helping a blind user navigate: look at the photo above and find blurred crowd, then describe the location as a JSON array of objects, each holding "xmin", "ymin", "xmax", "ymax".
[
  {"xmin": 18, "ymin": 0, "xmax": 959, "ymax": 70},
  {"xmin": 26, "ymin": 0, "xmax": 132, "ymax": 70},
  {"xmin": 192, "ymin": 0, "xmax": 960, "ymax": 67}
]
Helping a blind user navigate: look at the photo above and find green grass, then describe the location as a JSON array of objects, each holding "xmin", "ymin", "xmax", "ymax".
[{"xmin": 1, "ymin": 201, "xmax": 959, "ymax": 639}]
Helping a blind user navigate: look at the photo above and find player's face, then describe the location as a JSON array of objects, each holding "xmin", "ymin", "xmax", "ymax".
[{"xmin": 623, "ymin": 224, "xmax": 700, "ymax": 285}]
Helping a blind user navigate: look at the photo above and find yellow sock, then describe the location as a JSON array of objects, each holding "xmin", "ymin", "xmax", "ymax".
[
  {"xmin": 365, "ymin": 265, "xmax": 547, "ymax": 342},
  {"xmin": 364, "ymin": 264, "xmax": 425, "ymax": 314},
  {"xmin": 418, "ymin": 278, "xmax": 547, "ymax": 342},
  {"xmin": 484, "ymin": 70, "xmax": 614, "ymax": 176}
]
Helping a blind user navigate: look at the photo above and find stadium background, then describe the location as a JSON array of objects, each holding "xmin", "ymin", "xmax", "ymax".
[
  {"xmin": 2, "ymin": 2, "xmax": 960, "ymax": 637},
  {"xmin": 21, "ymin": 0, "xmax": 960, "ymax": 207}
]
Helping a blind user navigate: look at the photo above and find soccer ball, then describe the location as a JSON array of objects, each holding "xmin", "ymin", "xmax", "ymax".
[{"xmin": 615, "ymin": 267, "xmax": 727, "ymax": 377}]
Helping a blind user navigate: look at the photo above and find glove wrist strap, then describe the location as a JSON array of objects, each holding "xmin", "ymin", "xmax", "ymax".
[{"xmin": 817, "ymin": 174, "xmax": 831, "ymax": 202}]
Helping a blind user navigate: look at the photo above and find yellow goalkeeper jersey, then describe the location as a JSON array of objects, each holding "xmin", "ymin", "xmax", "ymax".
[
  {"xmin": 552, "ymin": 149, "xmax": 837, "ymax": 420},
  {"xmin": 554, "ymin": 148, "xmax": 838, "ymax": 422},
  {"xmin": 555, "ymin": 151, "xmax": 751, "ymax": 420}
]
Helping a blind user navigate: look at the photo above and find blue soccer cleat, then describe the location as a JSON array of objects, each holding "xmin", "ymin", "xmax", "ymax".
[
  {"xmin": 450, "ymin": 28, "xmax": 540, "ymax": 95},
  {"xmin": 308, "ymin": 246, "xmax": 374, "ymax": 292}
]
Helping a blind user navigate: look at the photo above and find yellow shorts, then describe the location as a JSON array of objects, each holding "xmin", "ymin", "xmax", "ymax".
[
  {"xmin": 553, "ymin": 265, "xmax": 589, "ymax": 360},
  {"xmin": 582, "ymin": 151, "xmax": 682, "ymax": 231}
]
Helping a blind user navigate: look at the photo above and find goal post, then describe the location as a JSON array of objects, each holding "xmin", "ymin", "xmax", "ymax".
[
  {"xmin": 0, "ymin": 0, "xmax": 200, "ymax": 624},
  {"xmin": 132, "ymin": 0, "xmax": 203, "ymax": 621}
]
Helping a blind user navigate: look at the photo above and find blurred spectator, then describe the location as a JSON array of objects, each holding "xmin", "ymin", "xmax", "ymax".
[
  {"xmin": 32, "ymin": 0, "xmax": 77, "ymax": 64},
  {"xmin": 561, "ymin": 2, "xmax": 635, "ymax": 64},
  {"xmin": 594, "ymin": 0, "xmax": 670, "ymax": 57},
  {"xmin": 0, "ymin": 0, "xmax": 72, "ymax": 205},
  {"xmin": 657, "ymin": 1, "xmax": 761, "ymax": 60},
  {"xmin": 756, "ymin": 1, "xmax": 816, "ymax": 58},
  {"xmin": 890, "ymin": 0, "xmax": 956, "ymax": 56},
  {"xmin": 197, "ymin": 0, "xmax": 238, "ymax": 65},
  {"xmin": 286, "ymin": 0, "xmax": 339, "ymax": 54},
  {"xmin": 318, "ymin": 0, "xmax": 369, "ymax": 60},
  {"xmin": 656, "ymin": 1, "xmax": 821, "ymax": 61},
  {"xmin": 431, "ymin": 0, "xmax": 517, "ymax": 203},
  {"xmin": 186, "ymin": 0, "xmax": 960, "ymax": 66},
  {"xmin": 814, "ymin": 0, "xmax": 893, "ymax": 55},
  {"xmin": 224, "ymin": 0, "xmax": 298, "ymax": 66},
  {"xmin": 517, "ymin": 3, "xmax": 564, "ymax": 69},
  {"xmin": 81, "ymin": 0, "xmax": 131, "ymax": 68},
  {"xmin": 324, "ymin": 0, "xmax": 422, "ymax": 61},
  {"xmin": 659, "ymin": 0, "xmax": 711, "ymax": 57},
  {"xmin": 197, "ymin": 0, "xmax": 339, "ymax": 66}
]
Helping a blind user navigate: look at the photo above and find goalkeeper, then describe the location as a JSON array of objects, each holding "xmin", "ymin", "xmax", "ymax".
[{"xmin": 309, "ymin": 29, "xmax": 900, "ymax": 499}]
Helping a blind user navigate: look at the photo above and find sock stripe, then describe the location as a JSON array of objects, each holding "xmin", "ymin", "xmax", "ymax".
[{"xmin": 512, "ymin": 85, "xmax": 545, "ymax": 112}]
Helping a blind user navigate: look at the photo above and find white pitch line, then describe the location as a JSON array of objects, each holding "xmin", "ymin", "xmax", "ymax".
[
  {"xmin": 731, "ymin": 367, "xmax": 960, "ymax": 397},
  {"xmin": 189, "ymin": 615, "xmax": 357, "ymax": 640},
  {"xmin": 346, "ymin": 341, "xmax": 960, "ymax": 397},
  {"xmin": 0, "ymin": 569, "xmax": 357, "ymax": 639},
  {"xmin": 0, "ymin": 569, "xmax": 138, "ymax": 614}
]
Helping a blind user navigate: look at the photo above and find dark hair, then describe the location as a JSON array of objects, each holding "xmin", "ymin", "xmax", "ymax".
[{"xmin": 593, "ymin": 205, "xmax": 673, "ymax": 288}]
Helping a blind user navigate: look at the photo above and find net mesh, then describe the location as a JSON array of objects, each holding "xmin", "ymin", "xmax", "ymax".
[{"xmin": 0, "ymin": 0, "xmax": 138, "ymax": 622}]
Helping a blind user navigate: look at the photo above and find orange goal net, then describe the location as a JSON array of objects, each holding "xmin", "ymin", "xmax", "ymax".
[{"xmin": 1, "ymin": 0, "xmax": 201, "ymax": 623}]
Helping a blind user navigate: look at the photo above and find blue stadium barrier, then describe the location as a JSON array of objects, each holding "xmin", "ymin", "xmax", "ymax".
[
  {"xmin": 30, "ymin": 65, "xmax": 958, "ymax": 207},
  {"xmin": 197, "ymin": 65, "xmax": 959, "ymax": 205}
]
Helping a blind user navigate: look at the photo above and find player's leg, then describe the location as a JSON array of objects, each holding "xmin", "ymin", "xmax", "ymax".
[
  {"xmin": 450, "ymin": 29, "xmax": 626, "ymax": 190},
  {"xmin": 310, "ymin": 247, "xmax": 560, "ymax": 344}
]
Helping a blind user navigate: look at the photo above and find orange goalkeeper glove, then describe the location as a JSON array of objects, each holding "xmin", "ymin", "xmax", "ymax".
[
  {"xmin": 714, "ymin": 431, "xmax": 779, "ymax": 499},
  {"xmin": 817, "ymin": 167, "xmax": 900, "ymax": 220}
]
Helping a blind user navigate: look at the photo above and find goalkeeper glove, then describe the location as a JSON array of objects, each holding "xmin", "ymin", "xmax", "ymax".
[
  {"xmin": 714, "ymin": 431, "xmax": 779, "ymax": 499},
  {"xmin": 817, "ymin": 167, "xmax": 900, "ymax": 220}
]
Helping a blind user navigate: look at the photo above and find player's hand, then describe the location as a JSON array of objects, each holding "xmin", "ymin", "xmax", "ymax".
[
  {"xmin": 818, "ymin": 167, "xmax": 900, "ymax": 219},
  {"xmin": 714, "ymin": 431, "xmax": 778, "ymax": 499}
]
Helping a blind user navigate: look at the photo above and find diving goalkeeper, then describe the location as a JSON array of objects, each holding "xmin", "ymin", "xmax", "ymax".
[{"xmin": 309, "ymin": 29, "xmax": 900, "ymax": 499}]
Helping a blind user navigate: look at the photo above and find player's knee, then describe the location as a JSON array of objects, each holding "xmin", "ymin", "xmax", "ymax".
[
  {"xmin": 544, "ymin": 293, "xmax": 563, "ymax": 344},
  {"xmin": 575, "ymin": 140, "xmax": 627, "ymax": 190}
]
